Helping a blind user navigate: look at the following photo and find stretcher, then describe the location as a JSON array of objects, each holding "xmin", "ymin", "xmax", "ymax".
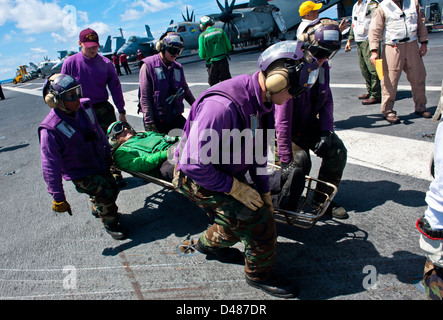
[
  {"xmin": 119, "ymin": 165, "xmax": 337, "ymax": 230},
  {"xmin": 120, "ymin": 165, "xmax": 337, "ymax": 257}
]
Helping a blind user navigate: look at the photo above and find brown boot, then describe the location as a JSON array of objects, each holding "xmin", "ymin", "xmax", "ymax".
[
  {"xmin": 384, "ymin": 112, "xmax": 400, "ymax": 124},
  {"xmin": 362, "ymin": 97, "xmax": 381, "ymax": 105},
  {"xmin": 415, "ymin": 110, "xmax": 432, "ymax": 118},
  {"xmin": 358, "ymin": 93, "xmax": 370, "ymax": 100}
]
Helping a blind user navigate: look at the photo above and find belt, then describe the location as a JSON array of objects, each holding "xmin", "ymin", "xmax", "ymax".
[{"xmin": 399, "ymin": 37, "xmax": 410, "ymax": 43}]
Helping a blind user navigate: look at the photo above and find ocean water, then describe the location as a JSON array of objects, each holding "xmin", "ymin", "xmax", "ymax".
[{"xmin": 0, "ymin": 78, "xmax": 13, "ymax": 84}]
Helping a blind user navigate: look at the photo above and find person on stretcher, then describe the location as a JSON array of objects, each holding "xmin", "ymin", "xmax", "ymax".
[
  {"xmin": 107, "ymin": 121, "xmax": 178, "ymax": 181},
  {"xmin": 107, "ymin": 121, "xmax": 305, "ymax": 212}
]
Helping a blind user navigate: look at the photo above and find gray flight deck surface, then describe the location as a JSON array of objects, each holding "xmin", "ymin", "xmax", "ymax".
[{"xmin": 1, "ymin": 31, "xmax": 442, "ymax": 302}]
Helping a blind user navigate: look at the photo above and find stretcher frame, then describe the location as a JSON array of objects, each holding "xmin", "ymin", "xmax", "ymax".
[{"xmin": 119, "ymin": 165, "xmax": 337, "ymax": 230}]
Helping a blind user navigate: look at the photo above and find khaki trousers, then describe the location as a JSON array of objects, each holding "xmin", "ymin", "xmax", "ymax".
[{"xmin": 381, "ymin": 41, "xmax": 427, "ymax": 116}]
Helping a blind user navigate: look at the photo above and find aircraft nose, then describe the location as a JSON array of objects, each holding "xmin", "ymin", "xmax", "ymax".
[{"xmin": 118, "ymin": 44, "xmax": 134, "ymax": 56}]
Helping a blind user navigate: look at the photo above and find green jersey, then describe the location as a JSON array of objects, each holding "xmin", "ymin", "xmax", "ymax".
[
  {"xmin": 114, "ymin": 132, "xmax": 178, "ymax": 175},
  {"xmin": 198, "ymin": 26, "xmax": 232, "ymax": 64}
]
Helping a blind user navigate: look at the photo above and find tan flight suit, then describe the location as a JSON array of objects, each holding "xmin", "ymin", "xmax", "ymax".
[{"xmin": 368, "ymin": 0, "xmax": 428, "ymax": 116}]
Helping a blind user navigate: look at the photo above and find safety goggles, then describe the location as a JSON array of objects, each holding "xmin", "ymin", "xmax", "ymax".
[
  {"xmin": 165, "ymin": 45, "xmax": 183, "ymax": 56},
  {"xmin": 110, "ymin": 122, "xmax": 131, "ymax": 137},
  {"xmin": 59, "ymin": 85, "xmax": 82, "ymax": 102},
  {"xmin": 288, "ymin": 51, "xmax": 320, "ymax": 98},
  {"xmin": 306, "ymin": 45, "xmax": 338, "ymax": 61}
]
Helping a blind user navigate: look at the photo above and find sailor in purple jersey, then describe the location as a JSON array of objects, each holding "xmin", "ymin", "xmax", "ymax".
[
  {"xmin": 62, "ymin": 28, "xmax": 127, "ymax": 188},
  {"xmin": 39, "ymin": 74, "xmax": 127, "ymax": 240},
  {"xmin": 174, "ymin": 41, "xmax": 319, "ymax": 298},
  {"xmin": 275, "ymin": 19, "xmax": 349, "ymax": 219},
  {"xmin": 138, "ymin": 32, "xmax": 195, "ymax": 134},
  {"xmin": 61, "ymin": 28, "xmax": 126, "ymax": 124}
]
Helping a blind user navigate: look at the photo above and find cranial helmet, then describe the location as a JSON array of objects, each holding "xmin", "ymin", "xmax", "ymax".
[
  {"xmin": 199, "ymin": 16, "xmax": 214, "ymax": 29},
  {"xmin": 155, "ymin": 32, "xmax": 184, "ymax": 56},
  {"xmin": 257, "ymin": 40, "xmax": 320, "ymax": 99},
  {"xmin": 298, "ymin": 18, "xmax": 342, "ymax": 60},
  {"xmin": 106, "ymin": 121, "xmax": 136, "ymax": 148},
  {"xmin": 42, "ymin": 73, "xmax": 82, "ymax": 111}
]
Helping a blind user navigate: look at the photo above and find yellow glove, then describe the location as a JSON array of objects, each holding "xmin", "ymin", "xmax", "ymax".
[
  {"xmin": 52, "ymin": 200, "xmax": 72, "ymax": 216},
  {"xmin": 226, "ymin": 178, "xmax": 264, "ymax": 211},
  {"xmin": 261, "ymin": 192, "xmax": 274, "ymax": 214}
]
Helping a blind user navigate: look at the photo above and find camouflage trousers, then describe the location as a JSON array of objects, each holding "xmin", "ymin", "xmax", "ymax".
[
  {"xmin": 73, "ymin": 172, "xmax": 120, "ymax": 225},
  {"xmin": 173, "ymin": 170, "xmax": 277, "ymax": 281},
  {"xmin": 423, "ymin": 259, "xmax": 443, "ymax": 300}
]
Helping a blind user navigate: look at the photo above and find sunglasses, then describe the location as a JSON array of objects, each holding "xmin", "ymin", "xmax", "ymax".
[
  {"xmin": 60, "ymin": 85, "xmax": 82, "ymax": 102},
  {"xmin": 165, "ymin": 46, "xmax": 183, "ymax": 56}
]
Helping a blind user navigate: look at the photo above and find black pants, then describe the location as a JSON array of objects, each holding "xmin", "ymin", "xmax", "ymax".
[
  {"xmin": 122, "ymin": 62, "xmax": 132, "ymax": 75},
  {"xmin": 115, "ymin": 64, "xmax": 122, "ymax": 76},
  {"xmin": 292, "ymin": 120, "xmax": 347, "ymax": 197},
  {"xmin": 207, "ymin": 58, "xmax": 231, "ymax": 86},
  {"xmin": 147, "ymin": 115, "xmax": 187, "ymax": 136},
  {"xmin": 93, "ymin": 101, "xmax": 122, "ymax": 179}
]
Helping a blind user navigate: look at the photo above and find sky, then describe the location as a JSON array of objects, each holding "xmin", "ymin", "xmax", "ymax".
[{"xmin": 0, "ymin": 0, "xmax": 225, "ymax": 81}]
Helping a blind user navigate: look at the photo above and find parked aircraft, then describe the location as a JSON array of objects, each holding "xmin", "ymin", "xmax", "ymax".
[
  {"xmin": 421, "ymin": 0, "xmax": 443, "ymax": 32},
  {"xmin": 117, "ymin": 25, "xmax": 156, "ymax": 61},
  {"xmin": 50, "ymin": 51, "xmax": 77, "ymax": 74},
  {"xmin": 35, "ymin": 57, "xmax": 60, "ymax": 77},
  {"xmin": 163, "ymin": 0, "xmax": 346, "ymax": 52}
]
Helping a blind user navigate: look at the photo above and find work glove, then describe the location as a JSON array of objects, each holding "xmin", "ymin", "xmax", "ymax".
[
  {"xmin": 261, "ymin": 192, "xmax": 274, "ymax": 214},
  {"xmin": 417, "ymin": 215, "xmax": 443, "ymax": 240},
  {"xmin": 314, "ymin": 131, "xmax": 332, "ymax": 158},
  {"xmin": 145, "ymin": 123, "xmax": 159, "ymax": 133},
  {"xmin": 52, "ymin": 199, "xmax": 72, "ymax": 216},
  {"xmin": 226, "ymin": 178, "xmax": 264, "ymax": 211},
  {"xmin": 280, "ymin": 158, "xmax": 297, "ymax": 182}
]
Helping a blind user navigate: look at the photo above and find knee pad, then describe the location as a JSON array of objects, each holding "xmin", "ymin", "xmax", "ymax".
[
  {"xmin": 278, "ymin": 167, "xmax": 305, "ymax": 211},
  {"xmin": 293, "ymin": 149, "xmax": 311, "ymax": 175}
]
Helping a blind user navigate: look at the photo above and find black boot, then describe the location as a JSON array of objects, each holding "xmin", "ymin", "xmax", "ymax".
[
  {"xmin": 195, "ymin": 239, "xmax": 243, "ymax": 264},
  {"xmin": 325, "ymin": 201, "xmax": 349, "ymax": 219},
  {"xmin": 104, "ymin": 221, "xmax": 128, "ymax": 240},
  {"xmin": 313, "ymin": 180, "xmax": 349, "ymax": 219},
  {"xmin": 245, "ymin": 273, "xmax": 299, "ymax": 298},
  {"xmin": 113, "ymin": 173, "xmax": 126, "ymax": 189}
]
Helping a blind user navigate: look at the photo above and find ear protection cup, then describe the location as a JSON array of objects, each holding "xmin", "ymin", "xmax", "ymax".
[
  {"xmin": 45, "ymin": 92, "xmax": 58, "ymax": 108},
  {"xmin": 297, "ymin": 18, "xmax": 342, "ymax": 51},
  {"xmin": 155, "ymin": 40, "xmax": 162, "ymax": 52},
  {"xmin": 265, "ymin": 68, "xmax": 290, "ymax": 94},
  {"xmin": 156, "ymin": 32, "xmax": 168, "ymax": 52},
  {"xmin": 156, "ymin": 32, "xmax": 184, "ymax": 53},
  {"xmin": 297, "ymin": 32, "xmax": 309, "ymax": 42},
  {"xmin": 43, "ymin": 74, "xmax": 63, "ymax": 109}
]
